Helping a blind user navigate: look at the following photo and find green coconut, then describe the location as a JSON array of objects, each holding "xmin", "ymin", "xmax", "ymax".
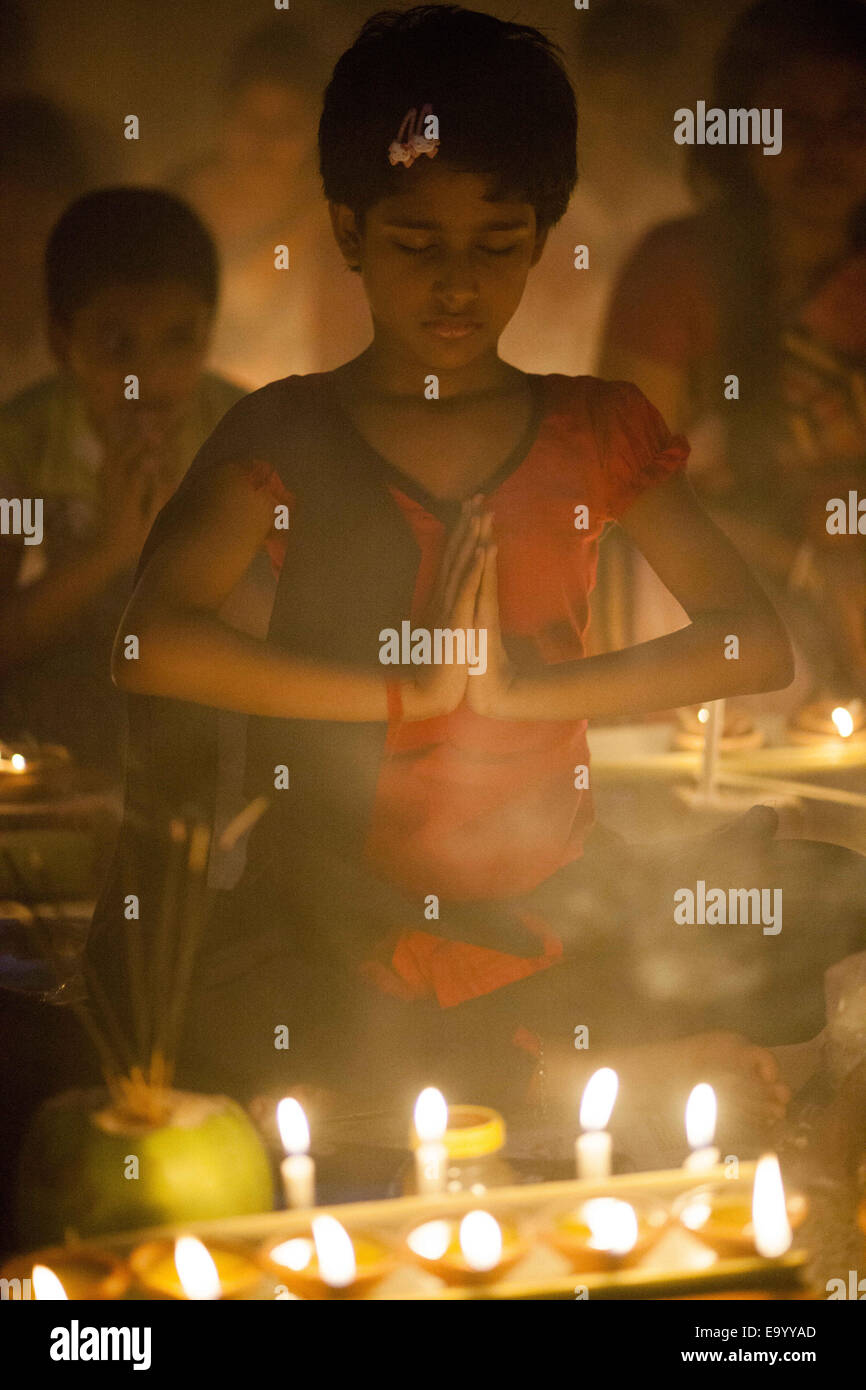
[{"xmin": 16, "ymin": 1087, "xmax": 275, "ymax": 1248}]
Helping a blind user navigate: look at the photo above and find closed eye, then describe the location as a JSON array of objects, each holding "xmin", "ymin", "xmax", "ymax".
[{"xmin": 394, "ymin": 243, "xmax": 522, "ymax": 256}]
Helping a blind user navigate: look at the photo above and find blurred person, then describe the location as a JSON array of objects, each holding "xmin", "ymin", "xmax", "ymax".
[
  {"xmin": 503, "ymin": 1, "xmax": 693, "ymax": 382},
  {"xmin": 168, "ymin": 16, "xmax": 370, "ymax": 387},
  {"xmin": 600, "ymin": 0, "xmax": 866, "ymax": 719},
  {"xmin": 0, "ymin": 187, "xmax": 246, "ymax": 771}
]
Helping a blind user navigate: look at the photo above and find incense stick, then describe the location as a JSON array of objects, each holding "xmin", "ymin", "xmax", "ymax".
[
  {"xmin": 149, "ymin": 818, "xmax": 188, "ymax": 1086},
  {"xmin": 159, "ymin": 820, "xmax": 212, "ymax": 1091}
]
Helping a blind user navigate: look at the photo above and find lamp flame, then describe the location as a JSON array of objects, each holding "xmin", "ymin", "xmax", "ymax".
[
  {"xmin": 277, "ymin": 1097, "xmax": 310, "ymax": 1155},
  {"xmin": 414, "ymin": 1086, "xmax": 448, "ymax": 1143},
  {"xmin": 32, "ymin": 1264, "xmax": 68, "ymax": 1299},
  {"xmin": 174, "ymin": 1236, "xmax": 221, "ymax": 1300},
  {"xmin": 407, "ymin": 1220, "xmax": 451, "ymax": 1261},
  {"xmin": 459, "ymin": 1210, "xmax": 503, "ymax": 1271},
  {"xmin": 685, "ymin": 1083, "xmax": 717, "ymax": 1150},
  {"xmin": 270, "ymin": 1237, "xmax": 314, "ymax": 1271},
  {"xmin": 752, "ymin": 1154, "xmax": 792, "ymax": 1258},
  {"xmin": 312, "ymin": 1215, "xmax": 356, "ymax": 1288},
  {"xmin": 579, "ymin": 1067, "xmax": 618, "ymax": 1130},
  {"xmin": 697, "ymin": 707, "xmax": 710, "ymax": 724},
  {"xmin": 582, "ymin": 1198, "xmax": 639, "ymax": 1254},
  {"xmin": 831, "ymin": 706, "xmax": 854, "ymax": 739}
]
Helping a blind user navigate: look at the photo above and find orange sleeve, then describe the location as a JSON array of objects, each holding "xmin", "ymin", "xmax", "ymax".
[{"xmin": 595, "ymin": 380, "xmax": 691, "ymax": 520}]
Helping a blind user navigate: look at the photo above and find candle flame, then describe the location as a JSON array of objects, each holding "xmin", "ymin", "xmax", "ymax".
[
  {"xmin": 697, "ymin": 707, "xmax": 710, "ymax": 724},
  {"xmin": 408, "ymin": 1220, "xmax": 451, "ymax": 1261},
  {"xmin": 685, "ymin": 1083, "xmax": 717, "ymax": 1150},
  {"xmin": 10, "ymin": 753, "xmax": 26, "ymax": 772},
  {"xmin": 679, "ymin": 1197, "xmax": 713, "ymax": 1232},
  {"xmin": 175, "ymin": 1236, "xmax": 222, "ymax": 1300},
  {"xmin": 270, "ymin": 1237, "xmax": 314, "ymax": 1272},
  {"xmin": 579, "ymin": 1067, "xmax": 618, "ymax": 1130},
  {"xmin": 459, "ymin": 1210, "xmax": 503, "ymax": 1271},
  {"xmin": 277, "ymin": 1097, "xmax": 310, "ymax": 1155},
  {"xmin": 582, "ymin": 1198, "xmax": 639, "ymax": 1254},
  {"xmin": 32, "ymin": 1264, "xmax": 68, "ymax": 1299},
  {"xmin": 831, "ymin": 706, "xmax": 854, "ymax": 739},
  {"xmin": 414, "ymin": 1086, "xmax": 447, "ymax": 1143},
  {"xmin": 752, "ymin": 1153, "xmax": 792, "ymax": 1258},
  {"xmin": 312, "ymin": 1215, "xmax": 356, "ymax": 1288}
]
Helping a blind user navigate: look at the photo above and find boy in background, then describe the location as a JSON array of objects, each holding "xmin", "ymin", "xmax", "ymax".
[{"xmin": 0, "ymin": 187, "xmax": 246, "ymax": 771}]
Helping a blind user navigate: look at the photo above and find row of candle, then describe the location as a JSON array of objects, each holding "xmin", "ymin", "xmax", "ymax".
[
  {"xmin": 15, "ymin": 1074, "xmax": 799, "ymax": 1300},
  {"xmin": 22, "ymin": 1163, "xmax": 805, "ymax": 1302},
  {"xmin": 278, "ymin": 1073, "xmax": 721, "ymax": 1210}
]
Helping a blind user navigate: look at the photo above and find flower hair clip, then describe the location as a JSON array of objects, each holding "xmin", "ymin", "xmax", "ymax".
[{"xmin": 387, "ymin": 103, "xmax": 440, "ymax": 167}]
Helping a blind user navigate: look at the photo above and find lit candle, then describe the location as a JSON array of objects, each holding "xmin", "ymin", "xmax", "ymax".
[
  {"xmin": 174, "ymin": 1236, "xmax": 221, "ymax": 1300},
  {"xmin": 32, "ymin": 1264, "xmax": 68, "ymax": 1299},
  {"xmin": 413, "ymin": 1086, "xmax": 448, "ymax": 1195},
  {"xmin": 699, "ymin": 698, "xmax": 725, "ymax": 800},
  {"xmin": 277, "ymin": 1097, "xmax": 315, "ymax": 1210},
  {"xmin": 576, "ymin": 1067, "xmax": 618, "ymax": 1180},
  {"xmin": 0, "ymin": 1247, "xmax": 129, "ymax": 1301},
  {"xmin": 130, "ymin": 1235, "xmax": 262, "ymax": 1299},
  {"xmin": 405, "ymin": 1211, "xmax": 526, "ymax": 1285},
  {"xmin": 831, "ymin": 706, "xmax": 855, "ymax": 739},
  {"xmin": 752, "ymin": 1153, "xmax": 793, "ymax": 1259},
  {"xmin": 683, "ymin": 1083, "xmax": 720, "ymax": 1172},
  {"xmin": 261, "ymin": 1218, "xmax": 394, "ymax": 1299},
  {"xmin": 0, "ymin": 750, "xmax": 27, "ymax": 774}
]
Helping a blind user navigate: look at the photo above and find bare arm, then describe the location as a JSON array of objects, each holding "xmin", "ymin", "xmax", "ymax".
[
  {"xmin": 470, "ymin": 473, "xmax": 795, "ymax": 720},
  {"xmin": 0, "ymin": 435, "xmax": 180, "ymax": 670},
  {"xmin": 113, "ymin": 459, "xmax": 485, "ymax": 722}
]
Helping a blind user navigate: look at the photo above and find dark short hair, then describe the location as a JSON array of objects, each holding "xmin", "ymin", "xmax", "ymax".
[
  {"xmin": 45, "ymin": 186, "xmax": 220, "ymax": 327},
  {"xmin": 319, "ymin": 4, "xmax": 578, "ymax": 233}
]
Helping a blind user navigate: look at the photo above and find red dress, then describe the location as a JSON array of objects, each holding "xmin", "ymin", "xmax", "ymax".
[{"xmin": 241, "ymin": 374, "xmax": 689, "ymax": 1018}]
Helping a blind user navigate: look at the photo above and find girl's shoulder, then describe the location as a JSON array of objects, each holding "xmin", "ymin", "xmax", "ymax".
[{"xmin": 538, "ymin": 374, "xmax": 690, "ymax": 518}]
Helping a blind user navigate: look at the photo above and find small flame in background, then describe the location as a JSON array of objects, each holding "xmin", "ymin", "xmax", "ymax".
[
  {"xmin": 277, "ymin": 1097, "xmax": 310, "ymax": 1155},
  {"xmin": 414, "ymin": 1087, "xmax": 448, "ymax": 1143},
  {"xmin": 685, "ymin": 1083, "xmax": 717, "ymax": 1150},
  {"xmin": 831, "ymin": 706, "xmax": 854, "ymax": 738},
  {"xmin": 579, "ymin": 1067, "xmax": 619, "ymax": 1131}
]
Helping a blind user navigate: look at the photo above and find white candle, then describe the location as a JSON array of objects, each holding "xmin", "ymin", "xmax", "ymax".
[
  {"xmin": 699, "ymin": 699, "xmax": 725, "ymax": 800},
  {"xmin": 277, "ymin": 1098, "xmax": 316, "ymax": 1209},
  {"xmin": 413, "ymin": 1087, "xmax": 448, "ymax": 1195},
  {"xmin": 684, "ymin": 1083, "xmax": 720, "ymax": 1172},
  {"xmin": 576, "ymin": 1068, "xmax": 618, "ymax": 1180}
]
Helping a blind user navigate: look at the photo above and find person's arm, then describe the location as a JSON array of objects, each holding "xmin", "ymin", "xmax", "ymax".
[
  {"xmin": 113, "ymin": 458, "xmax": 485, "ymax": 722},
  {"xmin": 468, "ymin": 473, "xmax": 795, "ymax": 720},
  {"xmin": 0, "ymin": 435, "xmax": 179, "ymax": 670}
]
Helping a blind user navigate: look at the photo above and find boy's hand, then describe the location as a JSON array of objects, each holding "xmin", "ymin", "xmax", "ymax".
[
  {"xmin": 403, "ymin": 495, "xmax": 486, "ymax": 719},
  {"xmin": 96, "ymin": 431, "xmax": 180, "ymax": 568},
  {"xmin": 465, "ymin": 515, "xmax": 517, "ymax": 717}
]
